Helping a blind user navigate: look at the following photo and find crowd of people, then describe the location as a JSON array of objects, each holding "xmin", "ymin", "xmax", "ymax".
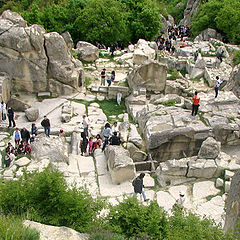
[{"xmin": 79, "ymin": 115, "xmax": 122, "ymax": 156}]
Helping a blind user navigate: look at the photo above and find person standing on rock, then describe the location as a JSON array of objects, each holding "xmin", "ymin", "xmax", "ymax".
[
  {"xmin": 192, "ymin": 91, "xmax": 200, "ymax": 116},
  {"xmin": 194, "ymin": 50, "xmax": 198, "ymax": 63},
  {"xmin": 101, "ymin": 68, "xmax": 106, "ymax": 86},
  {"xmin": 0, "ymin": 101, "xmax": 6, "ymax": 121},
  {"xmin": 215, "ymin": 76, "xmax": 223, "ymax": 98},
  {"xmin": 82, "ymin": 115, "xmax": 89, "ymax": 137},
  {"xmin": 21, "ymin": 127, "xmax": 30, "ymax": 144},
  {"xmin": 41, "ymin": 116, "xmax": 50, "ymax": 137},
  {"xmin": 132, "ymin": 173, "xmax": 149, "ymax": 202},
  {"xmin": 174, "ymin": 191, "xmax": 185, "ymax": 210},
  {"xmin": 12, "ymin": 127, "xmax": 21, "ymax": 147},
  {"xmin": 7, "ymin": 106, "xmax": 15, "ymax": 128},
  {"xmin": 102, "ymin": 122, "xmax": 112, "ymax": 151},
  {"xmin": 80, "ymin": 131, "xmax": 88, "ymax": 156}
]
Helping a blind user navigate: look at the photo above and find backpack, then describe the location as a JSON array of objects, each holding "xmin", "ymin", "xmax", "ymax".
[{"xmin": 132, "ymin": 178, "xmax": 137, "ymax": 187}]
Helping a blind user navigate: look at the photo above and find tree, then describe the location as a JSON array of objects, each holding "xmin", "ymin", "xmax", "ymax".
[{"xmin": 74, "ymin": 0, "xmax": 128, "ymax": 46}]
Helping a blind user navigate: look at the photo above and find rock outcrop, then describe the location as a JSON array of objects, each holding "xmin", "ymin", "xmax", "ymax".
[
  {"xmin": 180, "ymin": 0, "xmax": 201, "ymax": 26},
  {"xmin": 75, "ymin": 41, "xmax": 99, "ymax": 62},
  {"xmin": 195, "ymin": 28, "xmax": 222, "ymax": 41},
  {"xmin": 31, "ymin": 134, "xmax": 69, "ymax": 163},
  {"xmin": 224, "ymin": 171, "xmax": 240, "ymax": 234},
  {"xmin": 23, "ymin": 220, "xmax": 89, "ymax": 240},
  {"xmin": 105, "ymin": 145, "xmax": 136, "ymax": 184},
  {"xmin": 25, "ymin": 107, "xmax": 39, "ymax": 122},
  {"xmin": 0, "ymin": 10, "xmax": 84, "ymax": 97},
  {"xmin": 225, "ymin": 64, "xmax": 240, "ymax": 97},
  {"xmin": 127, "ymin": 60, "xmax": 167, "ymax": 92}
]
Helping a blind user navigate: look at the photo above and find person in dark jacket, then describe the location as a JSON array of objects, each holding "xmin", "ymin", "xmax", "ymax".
[
  {"xmin": 109, "ymin": 132, "xmax": 121, "ymax": 145},
  {"xmin": 21, "ymin": 127, "xmax": 30, "ymax": 143},
  {"xmin": 7, "ymin": 106, "xmax": 15, "ymax": 128},
  {"xmin": 41, "ymin": 116, "xmax": 50, "ymax": 137},
  {"xmin": 80, "ymin": 132, "xmax": 88, "ymax": 156},
  {"xmin": 132, "ymin": 173, "xmax": 149, "ymax": 201}
]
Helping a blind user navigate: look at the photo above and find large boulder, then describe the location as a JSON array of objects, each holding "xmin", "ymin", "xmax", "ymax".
[
  {"xmin": 105, "ymin": 145, "xmax": 136, "ymax": 184},
  {"xmin": 224, "ymin": 171, "xmax": 240, "ymax": 234},
  {"xmin": 127, "ymin": 60, "xmax": 167, "ymax": 92},
  {"xmin": 225, "ymin": 64, "xmax": 240, "ymax": 97},
  {"xmin": 128, "ymin": 124, "xmax": 143, "ymax": 148},
  {"xmin": 14, "ymin": 156, "xmax": 31, "ymax": 167},
  {"xmin": 25, "ymin": 107, "xmax": 39, "ymax": 122},
  {"xmin": 7, "ymin": 97, "xmax": 30, "ymax": 111},
  {"xmin": 61, "ymin": 31, "xmax": 73, "ymax": 50},
  {"xmin": 23, "ymin": 220, "xmax": 89, "ymax": 240},
  {"xmin": 31, "ymin": 134, "xmax": 68, "ymax": 163},
  {"xmin": 76, "ymin": 41, "xmax": 99, "ymax": 62},
  {"xmin": 0, "ymin": 10, "xmax": 84, "ymax": 96},
  {"xmin": 195, "ymin": 28, "xmax": 222, "ymax": 41},
  {"xmin": 198, "ymin": 137, "xmax": 221, "ymax": 159},
  {"xmin": 180, "ymin": 0, "xmax": 201, "ymax": 26}
]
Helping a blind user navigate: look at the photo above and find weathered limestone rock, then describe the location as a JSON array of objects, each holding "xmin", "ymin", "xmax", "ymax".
[
  {"xmin": 198, "ymin": 137, "xmax": 221, "ymax": 159},
  {"xmin": 225, "ymin": 181, "xmax": 231, "ymax": 193},
  {"xmin": 225, "ymin": 64, "xmax": 240, "ymax": 98},
  {"xmin": 23, "ymin": 220, "xmax": 89, "ymax": 240},
  {"xmin": 132, "ymin": 150, "xmax": 147, "ymax": 162},
  {"xmin": 0, "ymin": 10, "xmax": 84, "ymax": 96},
  {"xmin": 105, "ymin": 145, "xmax": 136, "ymax": 184},
  {"xmin": 180, "ymin": 0, "xmax": 201, "ymax": 26},
  {"xmin": 195, "ymin": 28, "xmax": 222, "ymax": 41},
  {"xmin": 61, "ymin": 31, "xmax": 73, "ymax": 50},
  {"xmin": 133, "ymin": 39, "xmax": 156, "ymax": 65},
  {"xmin": 224, "ymin": 171, "xmax": 240, "ymax": 234},
  {"xmin": 7, "ymin": 97, "xmax": 30, "ymax": 111},
  {"xmin": 61, "ymin": 103, "xmax": 73, "ymax": 123},
  {"xmin": 76, "ymin": 41, "xmax": 99, "ymax": 62},
  {"xmin": 216, "ymin": 178, "xmax": 224, "ymax": 188},
  {"xmin": 187, "ymin": 158, "xmax": 217, "ymax": 179},
  {"xmin": 154, "ymin": 94, "xmax": 181, "ymax": 105},
  {"xmin": 128, "ymin": 124, "xmax": 143, "ymax": 148},
  {"xmin": 14, "ymin": 157, "xmax": 31, "ymax": 167},
  {"xmin": 225, "ymin": 170, "xmax": 235, "ymax": 180},
  {"xmin": 25, "ymin": 107, "xmax": 39, "ymax": 122},
  {"xmin": 31, "ymin": 134, "xmax": 68, "ymax": 163},
  {"xmin": 193, "ymin": 181, "xmax": 220, "ymax": 200},
  {"xmin": 127, "ymin": 60, "xmax": 167, "ymax": 92},
  {"xmin": 0, "ymin": 72, "xmax": 11, "ymax": 103}
]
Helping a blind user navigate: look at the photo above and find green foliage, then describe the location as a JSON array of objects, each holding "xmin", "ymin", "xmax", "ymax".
[
  {"xmin": 0, "ymin": 167, "xmax": 104, "ymax": 233},
  {"xmin": 155, "ymin": 99, "xmax": 178, "ymax": 107},
  {"xmin": 0, "ymin": 214, "xmax": 39, "ymax": 240},
  {"xmin": 233, "ymin": 50, "xmax": 240, "ymax": 66},
  {"xmin": 85, "ymin": 77, "xmax": 93, "ymax": 89},
  {"xmin": 105, "ymin": 197, "xmax": 168, "ymax": 239},
  {"xmin": 190, "ymin": 77, "xmax": 201, "ymax": 83},
  {"xmin": 89, "ymin": 228, "xmax": 127, "ymax": 240},
  {"xmin": 167, "ymin": 69, "xmax": 180, "ymax": 80}
]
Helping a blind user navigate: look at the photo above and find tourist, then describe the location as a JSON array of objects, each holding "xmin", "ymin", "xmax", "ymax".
[
  {"xmin": 21, "ymin": 127, "xmax": 30, "ymax": 144},
  {"xmin": 59, "ymin": 129, "xmax": 65, "ymax": 137},
  {"xmin": 111, "ymin": 121, "xmax": 120, "ymax": 136},
  {"xmin": 107, "ymin": 76, "xmax": 112, "ymax": 87},
  {"xmin": 132, "ymin": 173, "xmax": 149, "ymax": 202},
  {"xmin": 93, "ymin": 134, "xmax": 102, "ymax": 152},
  {"xmin": 181, "ymin": 40, "xmax": 187, "ymax": 48},
  {"xmin": 82, "ymin": 114, "xmax": 89, "ymax": 137},
  {"xmin": 111, "ymin": 71, "xmax": 116, "ymax": 82},
  {"xmin": 7, "ymin": 106, "xmax": 15, "ymax": 128},
  {"xmin": 175, "ymin": 191, "xmax": 185, "ymax": 210},
  {"xmin": 192, "ymin": 91, "xmax": 200, "ymax": 116},
  {"xmin": 4, "ymin": 151, "xmax": 11, "ymax": 167},
  {"xmin": 215, "ymin": 76, "xmax": 223, "ymax": 98},
  {"xmin": 101, "ymin": 68, "xmax": 106, "ymax": 86},
  {"xmin": 41, "ymin": 116, "xmax": 50, "ymax": 137},
  {"xmin": 217, "ymin": 49, "xmax": 224, "ymax": 63},
  {"xmin": 5, "ymin": 142, "xmax": 14, "ymax": 154},
  {"xmin": 25, "ymin": 143, "xmax": 31, "ymax": 155},
  {"xmin": 194, "ymin": 50, "xmax": 198, "ymax": 63},
  {"xmin": 80, "ymin": 132, "xmax": 88, "ymax": 156},
  {"xmin": 17, "ymin": 140, "xmax": 26, "ymax": 155},
  {"xmin": 12, "ymin": 128, "xmax": 21, "ymax": 147},
  {"xmin": 88, "ymin": 137, "xmax": 93, "ymax": 155},
  {"xmin": 0, "ymin": 101, "xmax": 6, "ymax": 121},
  {"xmin": 109, "ymin": 132, "xmax": 121, "ymax": 145},
  {"xmin": 31, "ymin": 123, "xmax": 38, "ymax": 136},
  {"xmin": 102, "ymin": 122, "xmax": 112, "ymax": 151},
  {"xmin": 9, "ymin": 149, "xmax": 16, "ymax": 165}
]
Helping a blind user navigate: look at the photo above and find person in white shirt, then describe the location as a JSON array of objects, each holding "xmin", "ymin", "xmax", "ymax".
[
  {"xmin": 82, "ymin": 115, "xmax": 89, "ymax": 137},
  {"xmin": 0, "ymin": 101, "xmax": 6, "ymax": 121},
  {"xmin": 175, "ymin": 191, "xmax": 185, "ymax": 210},
  {"xmin": 111, "ymin": 121, "xmax": 120, "ymax": 136},
  {"xmin": 215, "ymin": 76, "xmax": 223, "ymax": 98}
]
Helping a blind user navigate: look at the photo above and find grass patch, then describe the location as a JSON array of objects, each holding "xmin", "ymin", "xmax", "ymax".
[
  {"xmin": 198, "ymin": 112, "xmax": 208, "ymax": 126},
  {"xmin": 180, "ymin": 69, "xmax": 187, "ymax": 77},
  {"xmin": 85, "ymin": 77, "xmax": 93, "ymax": 89},
  {"xmin": 167, "ymin": 69, "xmax": 180, "ymax": 80},
  {"xmin": 0, "ymin": 214, "xmax": 39, "ymax": 240},
  {"xmin": 70, "ymin": 50, "xmax": 78, "ymax": 59},
  {"xmin": 190, "ymin": 77, "xmax": 201, "ymax": 83},
  {"xmin": 227, "ymin": 116, "xmax": 235, "ymax": 123},
  {"xmin": 154, "ymin": 99, "xmax": 178, "ymax": 107},
  {"xmin": 233, "ymin": 50, "xmax": 240, "ymax": 66}
]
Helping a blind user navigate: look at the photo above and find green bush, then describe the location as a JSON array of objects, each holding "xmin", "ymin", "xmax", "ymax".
[
  {"xmin": 233, "ymin": 50, "xmax": 240, "ymax": 66},
  {"xmin": 0, "ymin": 167, "xmax": 104, "ymax": 233},
  {"xmin": 89, "ymin": 228, "xmax": 127, "ymax": 240},
  {"xmin": 167, "ymin": 69, "xmax": 180, "ymax": 80},
  {"xmin": 0, "ymin": 214, "xmax": 39, "ymax": 240},
  {"xmin": 105, "ymin": 197, "xmax": 168, "ymax": 239}
]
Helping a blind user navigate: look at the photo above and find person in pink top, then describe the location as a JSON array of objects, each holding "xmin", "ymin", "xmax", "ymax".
[{"xmin": 88, "ymin": 137, "xmax": 93, "ymax": 156}]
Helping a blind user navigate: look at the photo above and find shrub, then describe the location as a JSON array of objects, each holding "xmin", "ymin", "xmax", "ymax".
[
  {"xmin": 233, "ymin": 50, "xmax": 240, "ymax": 66},
  {"xmin": 0, "ymin": 214, "xmax": 39, "ymax": 240},
  {"xmin": 167, "ymin": 69, "xmax": 180, "ymax": 80},
  {"xmin": 0, "ymin": 167, "xmax": 104, "ymax": 233},
  {"xmin": 104, "ymin": 197, "xmax": 168, "ymax": 239}
]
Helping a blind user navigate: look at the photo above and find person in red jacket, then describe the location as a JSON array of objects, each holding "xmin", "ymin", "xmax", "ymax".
[{"xmin": 192, "ymin": 91, "xmax": 200, "ymax": 116}]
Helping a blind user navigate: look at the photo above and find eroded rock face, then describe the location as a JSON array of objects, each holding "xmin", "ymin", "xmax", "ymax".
[
  {"xmin": 180, "ymin": 0, "xmax": 201, "ymax": 26},
  {"xmin": 31, "ymin": 134, "xmax": 68, "ymax": 163},
  {"xmin": 25, "ymin": 107, "xmax": 39, "ymax": 122},
  {"xmin": 127, "ymin": 60, "xmax": 167, "ymax": 92},
  {"xmin": 105, "ymin": 145, "xmax": 136, "ymax": 184},
  {"xmin": 225, "ymin": 64, "xmax": 240, "ymax": 98},
  {"xmin": 76, "ymin": 41, "xmax": 99, "ymax": 62},
  {"xmin": 23, "ymin": 220, "xmax": 89, "ymax": 240},
  {"xmin": 195, "ymin": 28, "xmax": 222, "ymax": 41},
  {"xmin": 0, "ymin": 10, "xmax": 84, "ymax": 97},
  {"xmin": 224, "ymin": 171, "xmax": 240, "ymax": 234},
  {"xmin": 198, "ymin": 137, "xmax": 221, "ymax": 159}
]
